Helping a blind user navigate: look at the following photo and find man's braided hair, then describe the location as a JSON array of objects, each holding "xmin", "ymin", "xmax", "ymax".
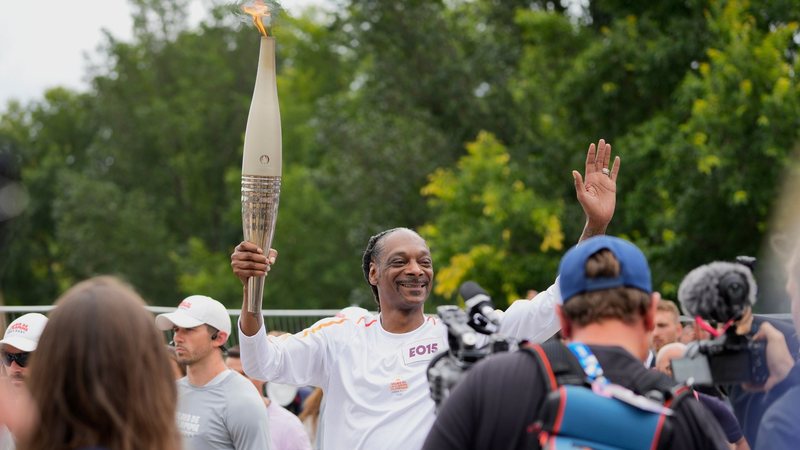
[{"xmin": 361, "ymin": 227, "xmax": 409, "ymax": 310}]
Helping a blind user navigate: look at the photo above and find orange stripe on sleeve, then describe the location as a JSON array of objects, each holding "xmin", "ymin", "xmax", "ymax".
[{"xmin": 301, "ymin": 318, "xmax": 347, "ymax": 337}]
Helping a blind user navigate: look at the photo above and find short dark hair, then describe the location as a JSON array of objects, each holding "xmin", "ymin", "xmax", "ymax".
[
  {"xmin": 656, "ymin": 300, "xmax": 681, "ymax": 323},
  {"xmin": 561, "ymin": 249, "xmax": 652, "ymax": 327}
]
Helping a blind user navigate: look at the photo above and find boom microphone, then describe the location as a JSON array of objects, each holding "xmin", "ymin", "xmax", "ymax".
[
  {"xmin": 672, "ymin": 259, "xmax": 768, "ymax": 386},
  {"xmin": 677, "ymin": 261, "xmax": 757, "ymax": 324},
  {"xmin": 459, "ymin": 281, "xmax": 503, "ymax": 332}
]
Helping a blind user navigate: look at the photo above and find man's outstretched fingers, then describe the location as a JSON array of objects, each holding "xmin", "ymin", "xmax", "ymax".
[
  {"xmin": 596, "ymin": 139, "xmax": 609, "ymax": 171},
  {"xmin": 585, "ymin": 143, "xmax": 596, "ymax": 172},
  {"xmin": 610, "ymin": 156, "xmax": 621, "ymax": 182},
  {"xmin": 572, "ymin": 170, "xmax": 585, "ymax": 198}
]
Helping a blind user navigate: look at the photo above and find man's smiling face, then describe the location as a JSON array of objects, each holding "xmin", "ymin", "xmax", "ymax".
[{"xmin": 369, "ymin": 229, "xmax": 434, "ymax": 313}]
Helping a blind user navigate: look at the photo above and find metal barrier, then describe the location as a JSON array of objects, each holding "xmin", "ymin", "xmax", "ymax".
[{"xmin": 0, "ymin": 305, "xmax": 344, "ymax": 347}]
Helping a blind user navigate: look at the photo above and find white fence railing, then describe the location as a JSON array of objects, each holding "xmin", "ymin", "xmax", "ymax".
[
  {"xmin": 1, "ymin": 306, "xmax": 792, "ymax": 347},
  {"xmin": 0, "ymin": 305, "xmax": 345, "ymax": 347}
]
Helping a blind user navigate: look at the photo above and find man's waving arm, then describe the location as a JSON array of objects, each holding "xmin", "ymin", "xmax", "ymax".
[{"xmin": 500, "ymin": 139, "xmax": 621, "ymax": 342}]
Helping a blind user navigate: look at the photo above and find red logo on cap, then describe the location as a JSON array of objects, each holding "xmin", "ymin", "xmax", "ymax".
[
  {"xmin": 10, "ymin": 323, "xmax": 29, "ymax": 333},
  {"xmin": 179, "ymin": 300, "xmax": 193, "ymax": 310}
]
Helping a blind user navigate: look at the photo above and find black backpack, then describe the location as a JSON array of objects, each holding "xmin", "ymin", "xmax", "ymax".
[{"xmin": 520, "ymin": 341, "xmax": 692, "ymax": 450}]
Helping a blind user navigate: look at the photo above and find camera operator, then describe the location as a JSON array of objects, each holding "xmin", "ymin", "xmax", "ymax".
[
  {"xmin": 422, "ymin": 236, "xmax": 727, "ymax": 450},
  {"xmin": 674, "ymin": 257, "xmax": 799, "ymax": 446},
  {"xmin": 744, "ymin": 238, "xmax": 800, "ymax": 450}
]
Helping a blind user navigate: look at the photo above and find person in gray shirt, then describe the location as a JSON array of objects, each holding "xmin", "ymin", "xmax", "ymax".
[{"xmin": 157, "ymin": 295, "xmax": 271, "ymax": 450}]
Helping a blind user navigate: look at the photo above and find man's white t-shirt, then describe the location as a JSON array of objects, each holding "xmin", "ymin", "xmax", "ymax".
[{"xmin": 239, "ymin": 282, "xmax": 562, "ymax": 450}]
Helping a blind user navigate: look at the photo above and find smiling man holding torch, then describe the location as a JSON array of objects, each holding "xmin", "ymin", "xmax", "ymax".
[{"xmin": 232, "ymin": 138, "xmax": 621, "ymax": 449}]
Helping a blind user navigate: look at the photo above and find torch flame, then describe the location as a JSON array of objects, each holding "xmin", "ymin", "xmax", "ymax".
[{"xmin": 242, "ymin": 0, "xmax": 271, "ymax": 36}]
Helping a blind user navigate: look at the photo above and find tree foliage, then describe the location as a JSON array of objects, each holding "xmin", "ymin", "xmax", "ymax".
[
  {"xmin": 1, "ymin": 0, "xmax": 798, "ymax": 313},
  {"xmin": 420, "ymin": 131, "xmax": 563, "ymax": 308}
]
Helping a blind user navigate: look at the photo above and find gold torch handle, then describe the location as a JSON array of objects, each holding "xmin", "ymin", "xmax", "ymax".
[{"xmin": 242, "ymin": 175, "xmax": 281, "ymax": 313}]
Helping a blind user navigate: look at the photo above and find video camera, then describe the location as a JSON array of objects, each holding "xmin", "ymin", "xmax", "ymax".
[
  {"xmin": 670, "ymin": 257, "xmax": 768, "ymax": 386},
  {"xmin": 427, "ymin": 282, "xmax": 517, "ymax": 410}
]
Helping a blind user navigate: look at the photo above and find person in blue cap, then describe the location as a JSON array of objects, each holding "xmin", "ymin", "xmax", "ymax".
[{"xmin": 422, "ymin": 236, "xmax": 728, "ymax": 450}]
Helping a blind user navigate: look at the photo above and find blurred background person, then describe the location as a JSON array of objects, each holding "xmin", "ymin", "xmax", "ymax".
[
  {"xmin": 679, "ymin": 321, "xmax": 698, "ymax": 344},
  {"xmin": 652, "ymin": 300, "xmax": 683, "ymax": 353},
  {"xmin": 227, "ymin": 345, "xmax": 311, "ymax": 450},
  {"xmin": 298, "ymin": 388, "xmax": 323, "ymax": 448},
  {"xmin": 0, "ymin": 376, "xmax": 33, "ymax": 450},
  {"xmin": 166, "ymin": 345, "xmax": 188, "ymax": 380},
  {"xmin": 1, "ymin": 313, "xmax": 47, "ymax": 388},
  {"xmin": 0, "ymin": 312, "xmax": 47, "ymax": 449},
  {"xmin": 19, "ymin": 276, "xmax": 180, "ymax": 450}
]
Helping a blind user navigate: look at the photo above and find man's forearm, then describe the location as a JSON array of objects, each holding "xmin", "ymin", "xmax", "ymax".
[
  {"xmin": 578, "ymin": 220, "xmax": 608, "ymax": 243},
  {"xmin": 240, "ymin": 285, "xmax": 264, "ymax": 337}
]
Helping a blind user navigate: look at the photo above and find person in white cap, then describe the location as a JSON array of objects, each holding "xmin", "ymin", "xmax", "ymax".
[
  {"xmin": 0, "ymin": 313, "xmax": 47, "ymax": 388},
  {"xmin": 0, "ymin": 313, "xmax": 47, "ymax": 450},
  {"xmin": 156, "ymin": 295, "xmax": 272, "ymax": 450}
]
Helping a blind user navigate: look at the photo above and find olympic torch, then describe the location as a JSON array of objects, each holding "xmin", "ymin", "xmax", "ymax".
[{"xmin": 241, "ymin": 1, "xmax": 281, "ymax": 313}]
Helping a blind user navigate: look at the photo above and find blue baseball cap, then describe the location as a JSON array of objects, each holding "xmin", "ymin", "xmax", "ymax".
[{"xmin": 558, "ymin": 236, "xmax": 652, "ymax": 303}]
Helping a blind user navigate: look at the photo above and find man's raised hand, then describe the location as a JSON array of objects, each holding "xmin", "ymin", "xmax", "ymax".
[{"xmin": 573, "ymin": 139, "xmax": 620, "ymax": 240}]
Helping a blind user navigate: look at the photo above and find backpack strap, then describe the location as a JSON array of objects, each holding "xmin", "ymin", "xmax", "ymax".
[
  {"xmin": 645, "ymin": 384, "xmax": 695, "ymax": 450},
  {"xmin": 520, "ymin": 340, "xmax": 587, "ymax": 391},
  {"xmin": 626, "ymin": 365, "xmax": 678, "ymax": 400}
]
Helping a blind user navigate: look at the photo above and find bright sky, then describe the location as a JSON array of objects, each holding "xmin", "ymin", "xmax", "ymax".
[
  {"xmin": 0, "ymin": 0, "xmax": 136, "ymax": 108},
  {"xmin": 0, "ymin": 0, "xmax": 323, "ymax": 110}
]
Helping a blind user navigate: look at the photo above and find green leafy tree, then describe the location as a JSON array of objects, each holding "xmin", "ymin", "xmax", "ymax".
[
  {"xmin": 3, "ymin": 0, "xmax": 799, "ymax": 315},
  {"xmin": 53, "ymin": 173, "xmax": 176, "ymax": 300},
  {"xmin": 618, "ymin": 0, "xmax": 800, "ymax": 297},
  {"xmin": 421, "ymin": 131, "xmax": 564, "ymax": 308},
  {"xmin": 0, "ymin": 89, "xmax": 99, "ymax": 304}
]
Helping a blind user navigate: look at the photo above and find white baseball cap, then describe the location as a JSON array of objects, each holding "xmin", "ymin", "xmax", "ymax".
[
  {"xmin": 1, "ymin": 313, "xmax": 48, "ymax": 352},
  {"xmin": 155, "ymin": 295, "xmax": 232, "ymax": 338}
]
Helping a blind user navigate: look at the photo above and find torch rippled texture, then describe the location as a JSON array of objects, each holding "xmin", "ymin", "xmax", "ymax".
[{"xmin": 242, "ymin": 36, "xmax": 282, "ymax": 313}]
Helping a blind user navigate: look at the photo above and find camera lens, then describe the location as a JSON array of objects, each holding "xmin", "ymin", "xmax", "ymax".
[
  {"xmin": 716, "ymin": 272, "xmax": 749, "ymax": 322},
  {"xmin": 719, "ymin": 272, "xmax": 747, "ymax": 301}
]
